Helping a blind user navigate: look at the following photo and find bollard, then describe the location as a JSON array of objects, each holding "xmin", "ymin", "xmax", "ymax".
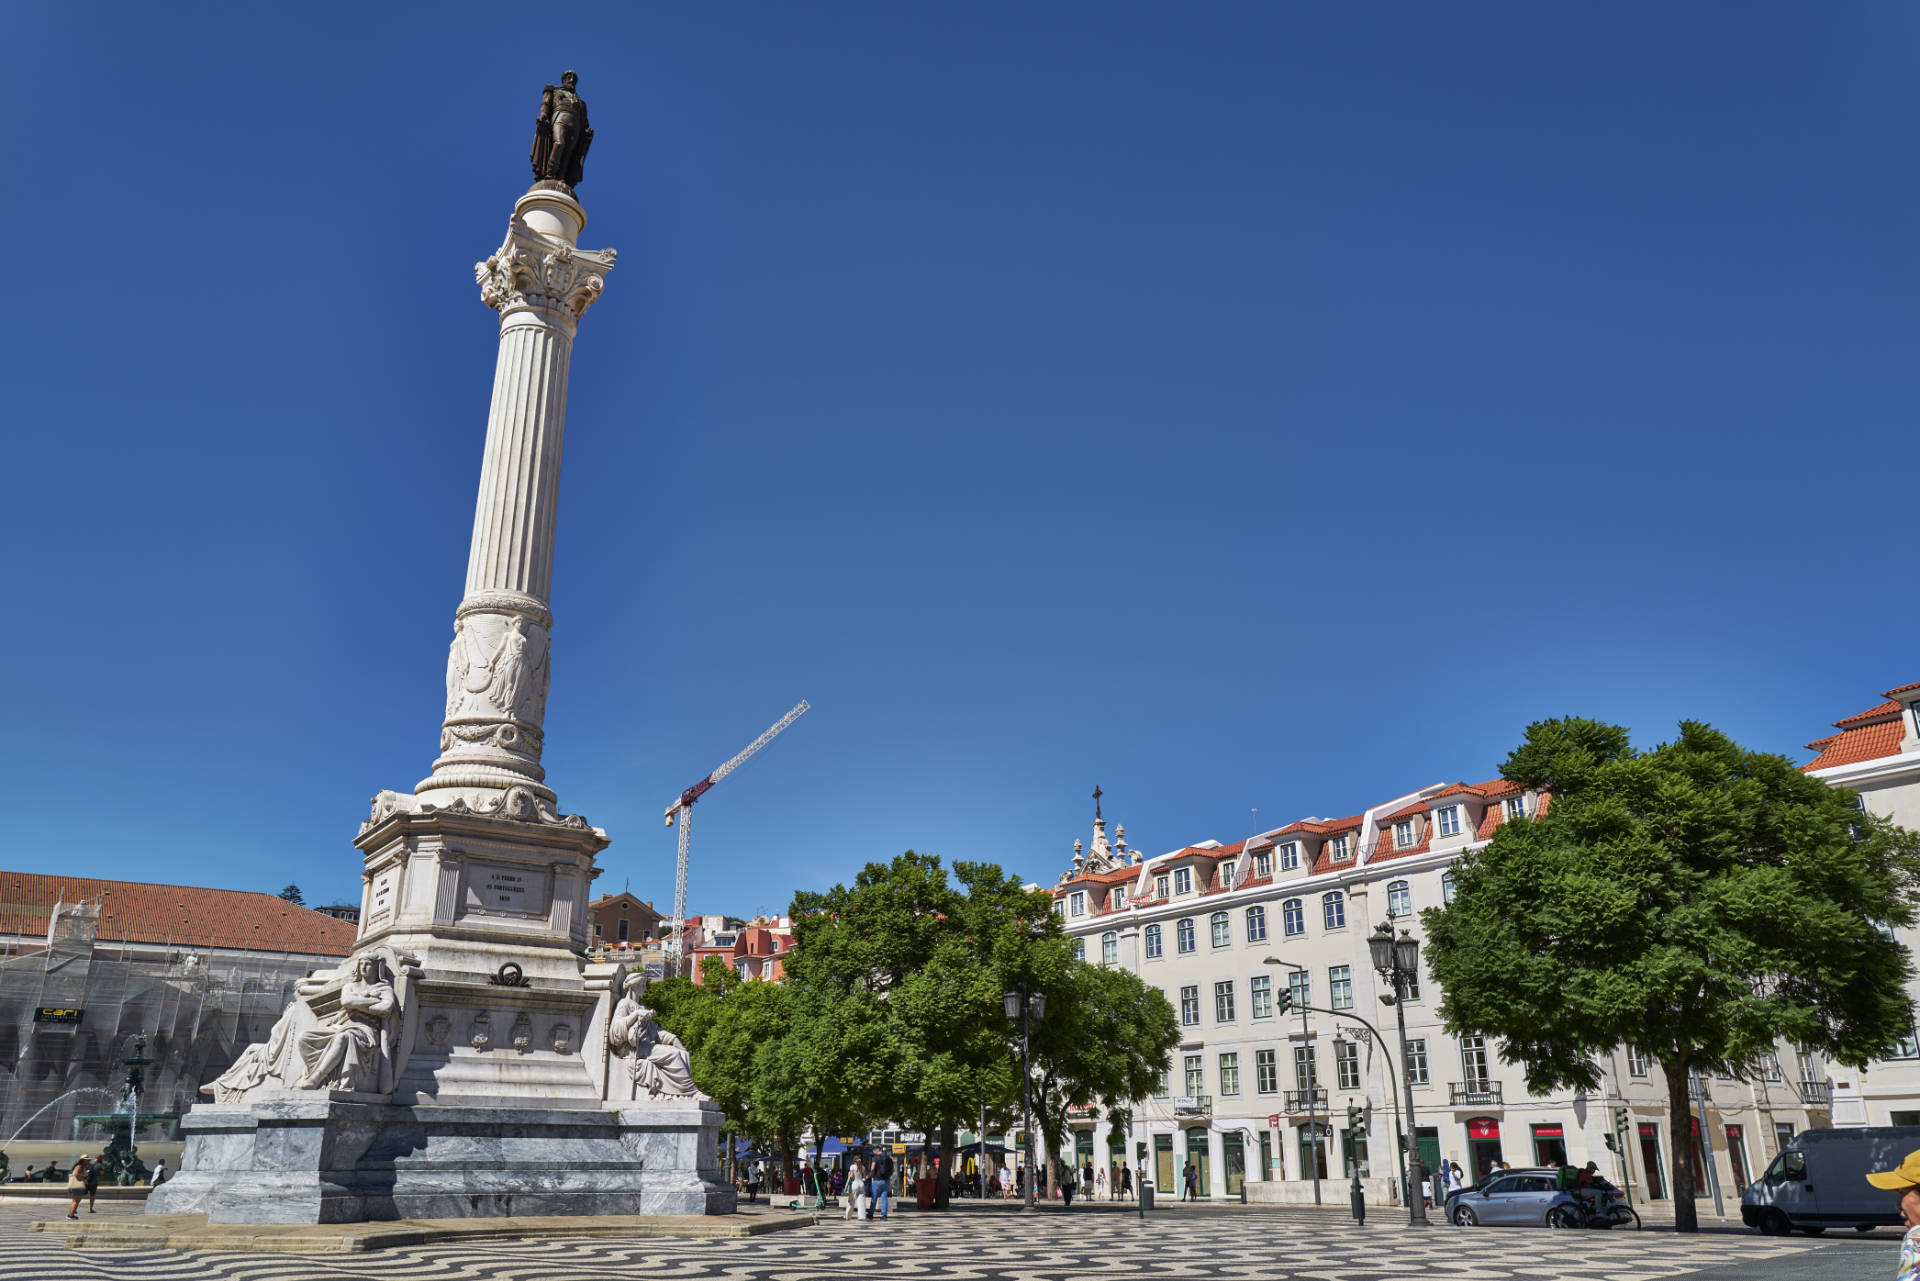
[
  {"xmin": 1350, "ymin": 1170, "xmax": 1366, "ymax": 1225},
  {"xmin": 1140, "ymin": 1182, "xmax": 1154, "ymax": 1213}
]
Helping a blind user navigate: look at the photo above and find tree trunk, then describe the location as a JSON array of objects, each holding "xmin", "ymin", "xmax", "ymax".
[
  {"xmin": 1662, "ymin": 1060, "xmax": 1699, "ymax": 1233},
  {"xmin": 935, "ymin": 1121, "xmax": 957, "ymax": 1209}
]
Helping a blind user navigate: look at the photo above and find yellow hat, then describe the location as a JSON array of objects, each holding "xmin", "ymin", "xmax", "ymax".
[{"xmin": 1866, "ymin": 1150, "xmax": 1920, "ymax": 1190}]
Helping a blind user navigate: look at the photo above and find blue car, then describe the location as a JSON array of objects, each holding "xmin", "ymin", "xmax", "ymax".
[{"xmin": 1446, "ymin": 1167, "xmax": 1604, "ymax": 1228}]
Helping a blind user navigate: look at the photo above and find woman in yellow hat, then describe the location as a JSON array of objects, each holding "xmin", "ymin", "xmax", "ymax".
[{"xmin": 1866, "ymin": 1150, "xmax": 1920, "ymax": 1278}]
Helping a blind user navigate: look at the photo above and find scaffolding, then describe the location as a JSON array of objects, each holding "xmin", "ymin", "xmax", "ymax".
[{"xmin": 0, "ymin": 899, "xmax": 333, "ymax": 1144}]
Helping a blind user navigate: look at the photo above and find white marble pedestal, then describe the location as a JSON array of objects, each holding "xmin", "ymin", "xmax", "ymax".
[{"xmin": 148, "ymin": 1097, "xmax": 734, "ymax": 1224}]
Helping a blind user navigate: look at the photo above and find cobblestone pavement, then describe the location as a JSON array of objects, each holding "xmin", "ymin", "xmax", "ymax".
[{"xmin": 2, "ymin": 1200, "xmax": 1890, "ymax": 1280}]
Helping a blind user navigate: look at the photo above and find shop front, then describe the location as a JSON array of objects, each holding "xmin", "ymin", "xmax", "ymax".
[
  {"xmin": 1531, "ymin": 1121, "xmax": 1567, "ymax": 1167},
  {"xmin": 1466, "ymin": 1117, "xmax": 1503, "ymax": 1180}
]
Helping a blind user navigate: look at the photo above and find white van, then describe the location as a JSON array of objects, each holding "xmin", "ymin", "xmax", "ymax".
[{"xmin": 1741, "ymin": 1126, "xmax": 1920, "ymax": 1236}]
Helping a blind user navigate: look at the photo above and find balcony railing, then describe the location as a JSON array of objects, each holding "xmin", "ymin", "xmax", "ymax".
[
  {"xmin": 1283, "ymin": 1087, "xmax": 1328, "ymax": 1114},
  {"xmin": 1798, "ymin": 1079, "xmax": 1833, "ymax": 1107},
  {"xmin": 1450, "ymin": 1079, "xmax": 1503, "ymax": 1107},
  {"xmin": 1172, "ymin": 1094, "xmax": 1211, "ymax": 1116}
]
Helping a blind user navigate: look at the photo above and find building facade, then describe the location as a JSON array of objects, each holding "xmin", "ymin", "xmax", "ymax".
[{"xmin": 1050, "ymin": 783, "xmax": 1836, "ymax": 1209}]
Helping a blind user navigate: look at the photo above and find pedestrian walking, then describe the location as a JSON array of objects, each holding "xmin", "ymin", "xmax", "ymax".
[
  {"xmin": 1865, "ymin": 1148, "xmax": 1920, "ymax": 1279},
  {"xmin": 149, "ymin": 1158, "xmax": 167, "ymax": 1187},
  {"xmin": 1060, "ymin": 1161, "xmax": 1076, "ymax": 1209},
  {"xmin": 65, "ymin": 1155, "xmax": 92, "ymax": 1219},
  {"xmin": 1182, "ymin": 1159, "xmax": 1198, "ymax": 1202},
  {"xmin": 843, "ymin": 1158, "xmax": 868, "ymax": 1221},
  {"xmin": 869, "ymin": 1148, "xmax": 894, "ymax": 1219},
  {"xmin": 84, "ymin": 1155, "xmax": 102, "ymax": 1212},
  {"xmin": 1094, "ymin": 1165, "xmax": 1107, "ymax": 1201},
  {"xmin": 1082, "ymin": 1158, "xmax": 1094, "ymax": 1196},
  {"xmin": 1120, "ymin": 1164, "xmax": 1133, "ymax": 1200}
]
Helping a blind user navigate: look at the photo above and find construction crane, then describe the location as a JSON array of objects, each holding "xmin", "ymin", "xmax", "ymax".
[{"xmin": 662, "ymin": 700, "xmax": 810, "ymax": 973}]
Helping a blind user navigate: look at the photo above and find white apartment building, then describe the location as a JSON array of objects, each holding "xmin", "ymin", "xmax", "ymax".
[
  {"xmin": 1050, "ymin": 778, "xmax": 1841, "ymax": 1211},
  {"xmin": 1803, "ymin": 679, "xmax": 1920, "ymax": 1129}
]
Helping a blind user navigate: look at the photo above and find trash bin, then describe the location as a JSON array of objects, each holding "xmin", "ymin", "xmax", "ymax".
[
  {"xmin": 1140, "ymin": 1182, "xmax": 1154, "ymax": 1211},
  {"xmin": 916, "ymin": 1176, "xmax": 938, "ymax": 1210}
]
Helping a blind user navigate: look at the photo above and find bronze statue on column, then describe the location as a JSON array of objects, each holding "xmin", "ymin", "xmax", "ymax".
[{"xmin": 531, "ymin": 70, "xmax": 594, "ymax": 189}]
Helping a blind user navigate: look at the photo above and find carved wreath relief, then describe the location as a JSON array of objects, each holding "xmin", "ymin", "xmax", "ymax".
[{"xmin": 445, "ymin": 614, "xmax": 551, "ymax": 726}]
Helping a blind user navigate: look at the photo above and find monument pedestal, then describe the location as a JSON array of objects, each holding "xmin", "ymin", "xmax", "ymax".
[{"xmin": 149, "ymin": 1098, "xmax": 732, "ymax": 1223}]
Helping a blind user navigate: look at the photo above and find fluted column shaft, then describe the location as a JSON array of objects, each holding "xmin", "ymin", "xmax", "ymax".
[{"xmin": 417, "ymin": 186, "xmax": 616, "ymax": 804}]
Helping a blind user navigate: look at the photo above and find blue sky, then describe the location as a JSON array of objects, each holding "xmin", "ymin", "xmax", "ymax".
[{"xmin": 5, "ymin": 4, "xmax": 1917, "ymax": 914}]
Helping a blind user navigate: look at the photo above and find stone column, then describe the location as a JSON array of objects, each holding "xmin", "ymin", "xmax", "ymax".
[
  {"xmin": 1092, "ymin": 1119, "xmax": 1112, "ymax": 1197},
  {"xmin": 1207, "ymin": 1127, "xmax": 1226, "ymax": 1200},
  {"xmin": 419, "ymin": 186, "xmax": 616, "ymax": 806}
]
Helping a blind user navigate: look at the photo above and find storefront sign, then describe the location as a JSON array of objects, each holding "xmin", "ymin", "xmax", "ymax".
[
  {"xmin": 1467, "ymin": 1118, "xmax": 1500, "ymax": 1139},
  {"xmin": 1267, "ymin": 1114, "xmax": 1280, "ymax": 1129},
  {"xmin": 1532, "ymin": 1123, "xmax": 1563, "ymax": 1138},
  {"xmin": 33, "ymin": 1007, "xmax": 83, "ymax": 1025}
]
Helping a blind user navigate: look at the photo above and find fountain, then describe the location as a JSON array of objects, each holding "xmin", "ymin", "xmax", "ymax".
[
  {"xmin": 4, "ymin": 1088, "xmax": 121, "ymax": 1146},
  {"xmin": 93, "ymin": 1036, "xmax": 153, "ymax": 1185}
]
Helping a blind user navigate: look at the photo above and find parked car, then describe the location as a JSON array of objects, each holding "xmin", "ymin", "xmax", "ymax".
[
  {"xmin": 1447, "ymin": 1167, "xmax": 1591, "ymax": 1228},
  {"xmin": 1741, "ymin": 1126, "xmax": 1920, "ymax": 1237}
]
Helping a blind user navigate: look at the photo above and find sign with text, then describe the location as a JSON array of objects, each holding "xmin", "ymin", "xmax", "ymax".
[
  {"xmin": 462, "ymin": 861, "xmax": 550, "ymax": 917},
  {"xmin": 33, "ymin": 1007, "xmax": 83, "ymax": 1025}
]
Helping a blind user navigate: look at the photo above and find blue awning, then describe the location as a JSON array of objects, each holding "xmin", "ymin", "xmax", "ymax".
[{"xmin": 819, "ymin": 1137, "xmax": 845, "ymax": 1156}]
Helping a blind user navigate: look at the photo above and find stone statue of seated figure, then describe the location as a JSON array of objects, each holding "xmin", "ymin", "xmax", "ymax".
[
  {"xmin": 294, "ymin": 955, "xmax": 399, "ymax": 1093},
  {"xmin": 607, "ymin": 971, "xmax": 697, "ymax": 1098}
]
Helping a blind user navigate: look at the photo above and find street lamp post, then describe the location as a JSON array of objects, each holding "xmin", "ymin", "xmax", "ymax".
[
  {"xmin": 1004, "ymin": 983, "xmax": 1047, "ymax": 1212},
  {"xmin": 1369, "ymin": 921, "xmax": 1428, "ymax": 1227},
  {"xmin": 1262, "ymin": 956, "xmax": 1321, "ymax": 1206}
]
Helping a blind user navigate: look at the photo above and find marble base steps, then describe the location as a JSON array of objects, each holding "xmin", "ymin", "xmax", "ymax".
[
  {"xmin": 0, "ymin": 1186, "xmax": 151, "ymax": 1201},
  {"xmin": 37, "ymin": 1208, "xmax": 813, "ymax": 1253}
]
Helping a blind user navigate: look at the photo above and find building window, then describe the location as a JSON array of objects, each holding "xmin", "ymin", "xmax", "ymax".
[
  {"xmin": 617, "ymin": 918, "xmax": 630, "ymax": 943},
  {"xmin": 1335, "ymin": 1039, "xmax": 1361, "ymax": 1090},
  {"xmin": 1288, "ymin": 970, "xmax": 1310, "ymax": 1011},
  {"xmin": 1394, "ymin": 820, "xmax": 1415, "ymax": 848},
  {"xmin": 1626, "ymin": 1046, "xmax": 1649, "ymax": 1078},
  {"xmin": 1405, "ymin": 1038, "xmax": 1429, "ymax": 1085},
  {"xmin": 1221, "ymin": 864, "xmax": 1236, "ymax": 890},
  {"xmin": 1069, "ymin": 891, "xmax": 1086, "ymax": 917},
  {"xmin": 1145, "ymin": 924, "xmax": 1163, "ymax": 959},
  {"xmin": 1294, "ymin": 1044, "xmax": 1318, "ymax": 1091},
  {"xmin": 1246, "ymin": 905, "xmax": 1267, "ymax": 942},
  {"xmin": 1279, "ymin": 842, "xmax": 1300, "ymax": 870},
  {"xmin": 1210, "ymin": 912, "xmax": 1231, "ymax": 948},
  {"xmin": 1322, "ymin": 891, "xmax": 1346, "ymax": 930},
  {"xmin": 1330, "ymin": 965, "xmax": 1353, "ymax": 1010},
  {"xmin": 1251, "ymin": 974, "xmax": 1273, "ymax": 1019},
  {"xmin": 1219, "ymin": 1052, "xmax": 1241, "ymax": 1097},
  {"xmin": 1185, "ymin": 1054, "xmax": 1205, "ymax": 1098},
  {"xmin": 1887, "ymin": 1027, "xmax": 1920, "ymax": 1060},
  {"xmin": 1155, "ymin": 874, "xmax": 1171, "ymax": 900},
  {"xmin": 1053, "ymin": 900, "xmax": 1065, "ymax": 917},
  {"xmin": 1461, "ymin": 1034, "xmax": 1491, "ymax": 1085},
  {"xmin": 1112, "ymin": 887, "xmax": 1128, "ymax": 910},
  {"xmin": 1073, "ymin": 938, "xmax": 1085, "ymax": 962},
  {"xmin": 593, "ymin": 922, "xmax": 604, "ymax": 937},
  {"xmin": 1180, "ymin": 985, "xmax": 1200, "ymax": 1026},
  {"xmin": 1329, "ymin": 835, "xmax": 1351, "ymax": 862},
  {"xmin": 1101, "ymin": 931, "xmax": 1118, "ymax": 966},
  {"xmin": 1256, "ymin": 1049, "xmax": 1278, "ymax": 1094},
  {"xmin": 1155, "ymin": 1067, "xmax": 1171, "ymax": 1098},
  {"xmin": 1386, "ymin": 880, "xmax": 1411, "ymax": 918},
  {"xmin": 1177, "ymin": 918, "xmax": 1197, "ymax": 953},
  {"xmin": 1282, "ymin": 898, "xmax": 1306, "ymax": 936},
  {"xmin": 1215, "ymin": 980, "xmax": 1236, "ymax": 1023},
  {"xmin": 1505, "ymin": 796, "xmax": 1527, "ymax": 822},
  {"xmin": 1174, "ymin": 867, "xmax": 1194, "ymax": 896},
  {"xmin": 1436, "ymin": 806, "xmax": 1460, "ymax": 837},
  {"xmin": 1400, "ymin": 966, "xmax": 1421, "ymax": 1002},
  {"xmin": 1253, "ymin": 849, "xmax": 1272, "ymax": 878},
  {"xmin": 1441, "ymin": 870, "xmax": 1458, "ymax": 904}
]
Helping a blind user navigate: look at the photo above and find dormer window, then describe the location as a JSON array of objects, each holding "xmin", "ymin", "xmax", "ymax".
[
  {"xmin": 1505, "ymin": 796, "xmax": 1527, "ymax": 822},
  {"xmin": 1112, "ymin": 887, "xmax": 1128, "ymax": 910},
  {"xmin": 1253, "ymin": 849, "xmax": 1271, "ymax": 878},
  {"xmin": 1393, "ymin": 820, "xmax": 1415, "ymax": 849},
  {"xmin": 1436, "ymin": 806, "xmax": 1461, "ymax": 837},
  {"xmin": 1221, "ymin": 865, "xmax": 1236, "ymax": 890},
  {"xmin": 1329, "ymin": 835, "xmax": 1351, "ymax": 862},
  {"xmin": 1279, "ymin": 842, "xmax": 1299, "ymax": 870},
  {"xmin": 1155, "ymin": 874, "xmax": 1171, "ymax": 900},
  {"xmin": 1174, "ymin": 867, "xmax": 1194, "ymax": 896},
  {"xmin": 1069, "ymin": 891, "xmax": 1086, "ymax": 917},
  {"xmin": 1053, "ymin": 899, "xmax": 1066, "ymax": 917}
]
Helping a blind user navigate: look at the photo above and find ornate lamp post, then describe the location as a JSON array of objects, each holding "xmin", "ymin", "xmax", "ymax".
[
  {"xmin": 1003, "ymin": 983, "xmax": 1047, "ymax": 1212},
  {"xmin": 1369, "ymin": 921, "xmax": 1428, "ymax": 1226}
]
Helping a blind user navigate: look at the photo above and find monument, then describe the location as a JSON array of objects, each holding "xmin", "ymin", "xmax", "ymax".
[{"xmin": 148, "ymin": 74, "xmax": 735, "ymax": 1224}]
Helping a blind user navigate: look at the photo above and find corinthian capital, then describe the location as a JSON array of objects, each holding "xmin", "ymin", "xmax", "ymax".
[{"xmin": 475, "ymin": 227, "xmax": 617, "ymax": 321}]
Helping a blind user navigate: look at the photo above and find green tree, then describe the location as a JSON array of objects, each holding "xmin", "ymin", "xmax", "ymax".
[
  {"xmin": 1425, "ymin": 718, "xmax": 1920, "ymax": 1232},
  {"xmin": 277, "ymin": 884, "xmax": 304, "ymax": 905}
]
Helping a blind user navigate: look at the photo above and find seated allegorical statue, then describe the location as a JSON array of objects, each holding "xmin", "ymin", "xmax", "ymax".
[
  {"xmin": 606, "ymin": 971, "xmax": 698, "ymax": 1098},
  {"xmin": 294, "ymin": 954, "xmax": 399, "ymax": 1093}
]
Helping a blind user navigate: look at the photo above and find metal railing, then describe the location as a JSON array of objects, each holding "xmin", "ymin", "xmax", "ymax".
[
  {"xmin": 1172, "ymin": 1094, "xmax": 1212, "ymax": 1116},
  {"xmin": 1449, "ymin": 1079, "xmax": 1503, "ymax": 1106},
  {"xmin": 1797, "ymin": 1079, "xmax": 1833, "ymax": 1106},
  {"xmin": 1284, "ymin": 1087, "xmax": 1327, "ymax": 1114}
]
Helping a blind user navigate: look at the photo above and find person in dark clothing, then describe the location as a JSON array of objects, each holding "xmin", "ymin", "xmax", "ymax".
[
  {"xmin": 1060, "ymin": 1161, "xmax": 1075, "ymax": 1209},
  {"xmin": 1120, "ymin": 1165, "xmax": 1133, "ymax": 1200},
  {"xmin": 869, "ymin": 1149, "xmax": 895, "ymax": 1219},
  {"xmin": 1182, "ymin": 1160, "xmax": 1198, "ymax": 1201}
]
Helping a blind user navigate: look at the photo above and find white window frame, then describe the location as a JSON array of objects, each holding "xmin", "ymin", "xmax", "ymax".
[
  {"xmin": 1279, "ymin": 842, "xmax": 1300, "ymax": 870},
  {"xmin": 1221, "ymin": 864, "xmax": 1236, "ymax": 890},
  {"xmin": 1210, "ymin": 912, "xmax": 1231, "ymax": 949},
  {"xmin": 1112, "ymin": 886, "xmax": 1127, "ymax": 910},
  {"xmin": 1505, "ymin": 796, "xmax": 1527, "ymax": 821},
  {"xmin": 1386, "ymin": 880, "xmax": 1411, "ymax": 919},
  {"xmin": 1253, "ymin": 849, "xmax": 1272, "ymax": 878},
  {"xmin": 1179, "ymin": 985, "xmax": 1200, "ymax": 1026},
  {"xmin": 1100, "ymin": 931, "xmax": 1118, "ymax": 966},
  {"xmin": 1436, "ymin": 806, "xmax": 1460, "ymax": 837},
  {"xmin": 1069, "ymin": 891, "xmax": 1086, "ymax": 917},
  {"xmin": 1282, "ymin": 898, "xmax": 1305, "ymax": 936},
  {"xmin": 1329, "ymin": 835, "xmax": 1351, "ymax": 862},
  {"xmin": 1255, "ymin": 1048, "xmax": 1278, "ymax": 1094},
  {"xmin": 1394, "ymin": 820, "xmax": 1414, "ymax": 848},
  {"xmin": 1323, "ymin": 891, "xmax": 1346, "ymax": 930},
  {"xmin": 1155, "ymin": 874, "xmax": 1171, "ymax": 900},
  {"xmin": 1405, "ymin": 1038, "xmax": 1429, "ymax": 1085},
  {"xmin": 1145, "ymin": 923, "xmax": 1163, "ymax": 959},
  {"xmin": 1219, "ymin": 1051, "xmax": 1241, "ymax": 1097},
  {"xmin": 1251, "ymin": 973, "xmax": 1272, "ymax": 1019},
  {"xmin": 1177, "ymin": 918, "xmax": 1196, "ymax": 953},
  {"xmin": 1246, "ymin": 905, "xmax": 1267, "ymax": 943},
  {"xmin": 1214, "ymin": 980, "xmax": 1235, "ymax": 1023},
  {"xmin": 1335, "ymin": 1039, "xmax": 1361, "ymax": 1090},
  {"xmin": 1329, "ymin": 964, "xmax": 1353, "ymax": 1010},
  {"xmin": 1173, "ymin": 867, "xmax": 1194, "ymax": 896}
]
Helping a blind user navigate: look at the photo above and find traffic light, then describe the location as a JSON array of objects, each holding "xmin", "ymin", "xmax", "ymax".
[
  {"xmin": 1276, "ymin": 989, "xmax": 1293, "ymax": 1014},
  {"xmin": 1603, "ymin": 1134, "xmax": 1618, "ymax": 1153},
  {"xmin": 1612, "ymin": 1107, "xmax": 1629, "ymax": 1134},
  {"xmin": 1346, "ymin": 1102, "xmax": 1365, "ymax": 1136}
]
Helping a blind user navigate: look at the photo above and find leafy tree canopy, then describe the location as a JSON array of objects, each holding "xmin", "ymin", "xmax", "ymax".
[{"xmin": 1425, "ymin": 717, "xmax": 1920, "ymax": 1230}]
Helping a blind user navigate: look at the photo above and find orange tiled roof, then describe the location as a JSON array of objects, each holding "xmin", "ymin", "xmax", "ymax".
[
  {"xmin": 1378, "ymin": 801, "xmax": 1430, "ymax": 823},
  {"xmin": 0, "ymin": 872, "xmax": 356, "ymax": 956},
  {"xmin": 1805, "ymin": 698, "xmax": 1909, "ymax": 771}
]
